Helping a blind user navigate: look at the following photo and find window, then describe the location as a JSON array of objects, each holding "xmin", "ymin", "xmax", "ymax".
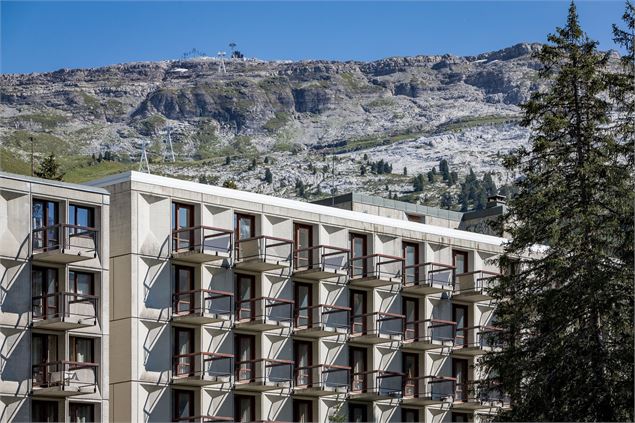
[
  {"xmin": 32, "ymin": 400, "xmax": 58, "ymax": 422},
  {"xmin": 452, "ymin": 412, "xmax": 470, "ymax": 422},
  {"xmin": 402, "ymin": 409, "xmax": 419, "ymax": 423},
  {"xmin": 70, "ymin": 337, "xmax": 94, "ymax": 363},
  {"xmin": 32, "ymin": 267, "xmax": 58, "ymax": 319},
  {"xmin": 349, "ymin": 347, "xmax": 367, "ymax": 392},
  {"xmin": 350, "ymin": 290, "xmax": 367, "ymax": 335},
  {"xmin": 453, "ymin": 250, "xmax": 469, "ymax": 274},
  {"xmin": 174, "ymin": 328, "xmax": 194, "ymax": 376},
  {"xmin": 234, "ymin": 213, "xmax": 255, "ymax": 241},
  {"xmin": 293, "ymin": 399, "xmax": 313, "ymax": 423},
  {"xmin": 294, "ymin": 282, "xmax": 312, "ymax": 328},
  {"xmin": 403, "ymin": 242, "xmax": 419, "ymax": 284},
  {"xmin": 403, "ymin": 297, "xmax": 418, "ymax": 341},
  {"xmin": 236, "ymin": 274, "xmax": 255, "ymax": 321},
  {"xmin": 350, "ymin": 234, "xmax": 368, "ymax": 277},
  {"xmin": 453, "ymin": 359, "xmax": 469, "ymax": 402},
  {"xmin": 403, "ymin": 353, "xmax": 418, "ymax": 397},
  {"xmin": 174, "ymin": 266, "xmax": 194, "ymax": 314},
  {"xmin": 235, "ymin": 334, "xmax": 255, "ymax": 382},
  {"xmin": 234, "ymin": 395, "xmax": 255, "ymax": 422},
  {"xmin": 294, "ymin": 340, "xmax": 312, "ymax": 387},
  {"xmin": 172, "ymin": 202, "xmax": 194, "ymax": 251},
  {"xmin": 294, "ymin": 223, "xmax": 313, "ymax": 268},
  {"xmin": 69, "ymin": 271, "xmax": 94, "ymax": 296},
  {"xmin": 32, "ymin": 334, "xmax": 58, "ymax": 386},
  {"xmin": 69, "ymin": 204, "xmax": 95, "ymax": 238},
  {"xmin": 453, "ymin": 304, "xmax": 468, "ymax": 347},
  {"xmin": 69, "ymin": 403, "xmax": 94, "ymax": 423},
  {"xmin": 173, "ymin": 389, "xmax": 194, "ymax": 422},
  {"xmin": 348, "ymin": 404, "xmax": 367, "ymax": 423},
  {"xmin": 32, "ymin": 199, "xmax": 59, "ymax": 250}
]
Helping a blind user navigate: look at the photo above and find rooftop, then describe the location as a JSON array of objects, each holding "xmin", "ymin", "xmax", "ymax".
[{"xmin": 0, "ymin": 171, "xmax": 110, "ymax": 195}]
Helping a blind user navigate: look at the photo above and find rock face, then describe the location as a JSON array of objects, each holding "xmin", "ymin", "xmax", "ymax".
[{"xmin": 0, "ymin": 43, "xmax": 552, "ymax": 199}]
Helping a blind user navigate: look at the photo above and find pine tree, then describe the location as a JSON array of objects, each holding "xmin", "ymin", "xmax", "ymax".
[
  {"xmin": 225, "ymin": 156, "xmax": 231, "ymax": 165},
  {"xmin": 35, "ymin": 153, "xmax": 64, "ymax": 181},
  {"xmin": 360, "ymin": 165, "xmax": 366, "ymax": 176},
  {"xmin": 426, "ymin": 171, "xmax": 434, "ymax": 183},
  {"xmin": 264, "ymin": 168, "xmax": 273, "ymax": 184},
  {"xmin": 439, "ymin": 159, "xmax": 450, "ymax": 181},
  {"xmin": 403, "ymin": 167, "xmax": 408, "ymax": 176},
  {"xmin": 482, "ymin": 4, "xmax": 634, "ymax": 421}
]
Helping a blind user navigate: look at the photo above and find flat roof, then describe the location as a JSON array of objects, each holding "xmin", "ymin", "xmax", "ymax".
[
  {"xmin": 0, "ymin": 171, "xmax": 110, "ymax": 195},
  {"xmin": 87, "ymin": 171, "xmax": 508, "ymax": 247},
  {"xmin": 313, "ymin": 192, "xmax": 464, "ymax": 221}
]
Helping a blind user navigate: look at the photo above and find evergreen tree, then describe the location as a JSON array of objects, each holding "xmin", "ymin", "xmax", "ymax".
[
  {"xmin": 264, "ymin": 156, "xmax": 270, "ymax": 164},
  {"xmin": 482, "ymin": 4, "xmax": 634, "ymax": 421},
  {"xmin": 222, "ymin": 179, "xmax": 237, "ymax": 189},
  {"xmin": 412, "ymin": 174, "xmax": 425, "ymax": 192},
  {"xmin": 225, "ymin": 156, "xmax": 231, "ymax": 165},
  {"xmin": 439, "ymin": 159, "xmax": 450, "ymax": 181},
  {"xmin": 403, "ymin": 167, "xmax": 408, "ymax": 176},
  {"xmin": 295, "ymin": 179, "xmax": 306, "ymax": 197},
  {"xmin": 426, "ymin": 171, "xmax": 434, "ymax": 183},
  {"xmin": 363, "ymin": 153, "xmax": 368, "ymax": 161},
  {"xmin": 440, "ymin": 192, "xmax": 453, "ymax": 209},
  {"xmin": 35, "ymin": 154, "xmax": 64, "ymax": 181},
  {"xmin": 264, "ymin": 168, "xmax": 273, "ymax": 184},
  {"xmin": 483, "ymin": 172, "xmax": 497, "ymax": 196},
  {"xmin": 360, "ymin": 165, "xmax": 366, "ymax": 176}
]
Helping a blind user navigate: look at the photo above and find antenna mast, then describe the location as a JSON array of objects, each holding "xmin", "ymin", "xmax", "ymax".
[
  {"xmin": 138, "ymin": 139, "xmax": 151, "ymax": 173},
  {"xmin": 217, "ymin": 51, "xmax": 226, "ymax": 73}
]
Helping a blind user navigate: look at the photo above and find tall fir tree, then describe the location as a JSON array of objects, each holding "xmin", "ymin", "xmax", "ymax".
[
  {"xmin": 482, "ymin": 3, "xmax": 634, "ymax": 421},
  {"xmin": 35, "ymin": 153, "xmax": 64, "ymax": 181}
]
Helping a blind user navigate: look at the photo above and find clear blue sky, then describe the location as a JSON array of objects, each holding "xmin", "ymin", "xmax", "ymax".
[{"xmin": 1, "ymin": 1, "xmax": 628, "ymax": 74}]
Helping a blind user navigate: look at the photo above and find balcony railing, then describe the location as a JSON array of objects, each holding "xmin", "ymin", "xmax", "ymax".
[
  {"xmin": 173, "ymin": 289, "xmax": 233, "ymax": 320},
  {"xmin": 171, "ymin": 226, "xmax": 233, "ymax": 259},
  {"xmin": 293, "ymin": 245, "xmax": 349, "ymax": 278},
  {"xmin": 403, "ymin": 375, "xmax": 456, "ymax": 402},
  {"xmin": 403, "ymin": 262, "xmax": 455, "ymax": 292},
  {"xmin": 235, "ymin": 236, "xmax": 293, "ymax": 265},
  {"xmin": 350, "ymin": 370, "xmax": 403, "ymax": 398},
  {"xmin": 32, "ymin": 361, "xmax": 98, "ymax": 392},
  {"xmin": 454, "ymin": 270, "xmax": 501, "ymax": 299},
  {"xmin": 454, "ymin": 325, "xmax": 504, "ymax": 351},
  {"xmin": 174, "ymin": 416, "xmax": 234, "ymax": 423},
  {"xmin": 173, "ymin": 352, "xmax": 233, "ymax": 380},
  {"xmin": 350, "ymin": 254, "xmax": 404, "ymax": 285},
  {"xmin": 32, "ymin": 224, "xmax": 98, "ymax": 256},
  {"xmin": 351, "ymin": 311, "xmax": 405, "ymax": 340},
  {"xmin": 32, "ymin": 292, "xmax": 98, "ymax": 323},
  {"xmin": 295, "ymin": 304, "xmax": 350, "ymax": 333},
  {"xmin": 294, "ymin": 364, "xmax": 351, "ymax": 391},
  {"xmin": 235, "ymin": 358, "xmax": 294, "ymax": 385},
  {"xmin": 403, "ymin": 319, "xmax": 457, "ymax": 346},
  {"xmin": 235, "ymin": 297, "xmax": 294, "ymax": 326}
]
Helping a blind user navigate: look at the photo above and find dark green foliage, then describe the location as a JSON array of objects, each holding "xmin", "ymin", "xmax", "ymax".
[
  {"xmin": 35, "ymin": 153, "xmax": 64, "ymax": 181},
  {"xmin": 440, "ymin": 192, "xmax": 453, "ymax": 209},
  {"xmin": 264, "ymin": 156, "xmax": 270, "ymax": 164},
  {"xmin": 426, "ymin": 171, "xmax": 434, "ymax": 183},
  {"xmin": 439, "ymin": 159, "xmax": 450, "ymax": 181},
  {"xmin": 403, "ymin": 166, "xmax": 408, "ymax": 176},
  {"xmin": 360, "ymin": 165, "xmax": 366, "ymax": 176},
  {"xmin": 483, "ymin": 172, "xmax": 497, "ymax": 196},
  {"xmin": 222, "ymin": 179, "xmax": 237, "ymax": 189},
  {"xmin": 224, "ymin": 156, "xmax": 231, "ymax": 165},
  {"xmin": 264, "ymin": 168, "xmax": 273, "ymax": 184},
  {"xmin": 449, "ymin": 171, "xmax": 458, "ymax": 186},
  {"xmin": 482, "ymin": 4, "xmax": 634, "ymax": 421},
  {"xmin": 412, "ymin": 174, "xmax": 425, "ymax": 192},
  {"xmin": 369, "ymin": 159, "xmax": 392, "ymax": 174},
  {"xmin": 295, "ymin": 179, "xmax": 305, "ymax": 197},
  {"xmin": 248, "ymin": 158, "xmax": 257, "ymax": 171}
]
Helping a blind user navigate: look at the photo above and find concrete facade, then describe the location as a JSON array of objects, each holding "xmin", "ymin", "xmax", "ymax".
[
  {"xmin": 87, "ymin": 171, "xmax": 508, "ymax": 423},
  {"xmin": 0, "ymin": 172, "xmax": 110, "ymax": 422}
]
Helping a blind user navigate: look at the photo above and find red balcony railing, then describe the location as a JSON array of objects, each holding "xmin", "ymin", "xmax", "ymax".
[
  {"xmin": 32, "ymin": 361, "xmax": 98, "ymax": 391},
  {"xmin": 294, "ymin": 364, "xmax": 351, "ymax": 390},
  {"xmin": 350, "ymin": 254, "xmax": 404, "ymax": 282},
  {"xmin": 351, "ymin": 370, "xmax": 403, "ymax": 397},
  {"xmin": 32, "ymin": 224, "xmax": 99, "ymax": 255},
  {"xmin": 235, "ymin": 297, "xmax": 294, "ymax": 325},
  {"xmin": 294, "ymin": 303, "xmax": 350, "ymax": 332},
  {"xmin": 32, "ymin": 292, "xmax": 98, "ymax": 322},
  {"xmin": 455, "ymin": 270, "xmax": 501, "ymax": 296},
  {"xmin": 235, "ymin": 235, "xmax": 293, "ymax": 263},
  {"xmin": 351, "ymin": 311, "xmax": 405, "ymax": 337},
  {"xmin": 173, "ymin": 352, "xmax": 233, "ymax": 379},
  {"xmin": 293, "ymin": 245, "xmax": 349, "ymax": 273},
  {"xmin": 234, "ymin": 358, "xmax": 294, "ymax": 384},
  {"xmin": 403, "ymin": 262, "xmax": 455, "ymax": 289},
  {"xmin": 455, "ymin": 325, "xmax": 504, "ymax": 349},
  {"xmin": 404, "ymin": 318, "xmax": 457, "ymax": 344},
  {"xmin": 172, "ymin": 225, "xmax": 233, "ymax": 256},
  {"xmin": 403, "ymin": 375, "xmax": 456, "ymax": 401},
  {"xmin": 173, "ymin": 289, "xmax": 233, "ymax": 319}
]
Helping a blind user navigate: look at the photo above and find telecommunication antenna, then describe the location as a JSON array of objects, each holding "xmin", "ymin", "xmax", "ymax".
[
  {"xmin": 229, "ymin": 42, "xmax": 237, "ymax": 57},
  {"xmin": 164, "ymin": 126, "xmax": 176, "ymax": 162},
  {"xmin": 217, "ymin": 51, "xmax": 226, "ymax": 73},
  {"xmin": 138, "ymin": 139, "xmax": 151, "ymax": 173}
]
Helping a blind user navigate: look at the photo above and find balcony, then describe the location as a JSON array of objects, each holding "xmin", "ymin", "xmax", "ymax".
[
  {"xmin": 292, "ymin": 245, "xmax": 349, "ymax": 281},
  {"xmin": 172, "ymin": 352, "xmax": 233, "ymax": 386},
  {"xmin": 402, "ymin": 319, "xmax": 456, "ymax": 351},
  {"xmin": 234, "ymin": 358, "xmax": 294, "ymax": 391},
  {"xmin": 293, "ymin": 364, "xmax": 351, "ymax": 396},
  {"xmin": 235, "ymin": 297, "xmax": 294, "ymax": 331},
  {"xmin": 349, "ymin": 254, "xmax": 404, "ymax": 288},
  {"xmin": 452, "ymin": 325, "xmax": 504, "ymax": 357},
  {"xmin": 294, "ymin": 304, "xmax": 350, "ymax": 338},
  {"xmin": 234, "ymin": 236, "xmax": 293, "ymax": 271},
  {"xmin": 31, "ymin": 361, "xmax": 98, "ymax": 397},
  {"xmin": 452, "ymin": 380, "xmax": 511, "ymax": 410},
  {"xmin": 174, "ymin": 417, "xmax": 233, "ymax": 423},
  {"xmin": 32, "ymin": 292, "xmax": 98, "ymax": 329},
  {"xmin": 402, "ymin": 262, "xmax": 455, "ymax": 295},
  {"xmin": 32, "ymin": 224, "xmax": 98, "ymax": 263},
  {"xmin": 349, "ymin": 312, "xmax": 404, "ymax": 344},
  {"xmin": 172, "ymin": 289, "xmax": 233, "ymax": 325},
  {"xmin": 453, "ymin": 271, "xmax": 501, "ymax": 302},
  {"xmin": 349, "ymin": 370, "xmax": 403, "ymax": 401},
  {"xmin": 171, "ymin": 226, "xmax": 233, "ymax": 263},
  {"xmin": 402, "ymin": 375, "xmax": 456, "ymax": 406}
]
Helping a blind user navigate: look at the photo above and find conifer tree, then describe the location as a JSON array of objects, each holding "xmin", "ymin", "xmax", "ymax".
[
  {"xmin": 483, "ymin": 3, "xmax": 634, "ymax": 421},
  {"xmin": 35, "ymin": 153, "xmax": 64, "ymax": 181},
  {"xmin": 264, "ymin": 168, "xmax": 273, "ymax": 184}
]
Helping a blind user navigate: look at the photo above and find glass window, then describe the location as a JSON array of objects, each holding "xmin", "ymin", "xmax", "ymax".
[
  {"xmin": 69, "ymin": 403, "xmax": 94, "ymax": 423},
  {"xmin": 70, "ymin": 271, "xmax": 94, "ymax": 296},
  {"xmin": 70, "ymin": 337, "xmax": 93, "ymax": 363},
  {"xmin": 173, "ymin": 390, "xmax": 194, "ymax": 421},
  {"xmin": 69, "ymin": 205, "xmax": 94, "ymax": 228},
  {"xmin": 32, "ymin": 400, "xmax": 58, "ymax": 423}
]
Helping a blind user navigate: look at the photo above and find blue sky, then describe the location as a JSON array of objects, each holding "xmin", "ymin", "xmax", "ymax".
[{"xmin": 1, "ymin": 1, "xmax": 628, "ymax": 74}]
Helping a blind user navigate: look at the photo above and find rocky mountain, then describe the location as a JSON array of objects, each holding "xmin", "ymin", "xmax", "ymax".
[{"xmin": 0, "ymin": 43, "xmax": 545, "ymax": 205}]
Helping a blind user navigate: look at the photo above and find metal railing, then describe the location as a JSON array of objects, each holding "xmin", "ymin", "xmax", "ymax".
[
  {"xmin": 234, "ymin": 358, "xmax": 294, "ymax": 384},
  {"xmin": 351, "ymin": 311, "xmax": 405, "ymax": 337},
  {"xmin": 455, "ymin": 325, "xmax": 504, "ymax": 349},
  {"xmin": 455, "ymin": 270, "xmax": 501, "ymax": 296},
  {"xmin": 403, "ymin": 262, "xmax": 455, "ymax": 289},
  {"xmin": 294, "ymin": 364, "xmax": 351, "ymax": 390},
  {"xmin": 350, "ymin": 254, "xmax": 404, "ymax": 282},
  {"xmin": 32, "ymin": 224, "xmax": 99, "ymax": 255},
  {"xmin": 32, "ymin": 361, "xmax": 98, "ymax": 391},
  {"xmin": 404, "ymin": 318, "xmax": 457, "ymax": 344},
  {"xmin": 174, "ymin": 416, "xmax": 234, "ymax": 423},
  {"xmin": 235, "ymin": 235, "xmax": 293, "ymax": 263},
  {"xmin": 293, "ymin": 245, "xmax": 349, "ymax": 274},
  {"xmin": 294, "ymin": 303, "xmax": 350, "ymax": 331},
  {"xmin": 172, "ymin": 226, "xmax": 233, "ymax": 256},
  {"xmin": 403, "ymin": 375, "xmax": 456, "ymax": 401},
  {"xmin": 351, "ymin": 370, "xmax": 403, "ymax": 397},
  {"xmin": 235, "ymin": 297, "xmax": 294, "ymax": 325},
  {"xmin": 32, "ymin": 291, "xmax": 98, "ymax": 322},
  {"xmin": 173, "ymin": 352, "xmax": 233, "ymax": 379},
  {"xmin": 173, "ymin": 289, "xmax": 233, "ymax": 319}
]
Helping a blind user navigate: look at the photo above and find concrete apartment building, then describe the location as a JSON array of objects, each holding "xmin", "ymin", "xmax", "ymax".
[
  {"xmin": 86, "ymin": 171, "xmax": 509, "ymax": 423},
  {"xmin": 0, "ymin": 172, "xmax": 110, "ymax": 422}
]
